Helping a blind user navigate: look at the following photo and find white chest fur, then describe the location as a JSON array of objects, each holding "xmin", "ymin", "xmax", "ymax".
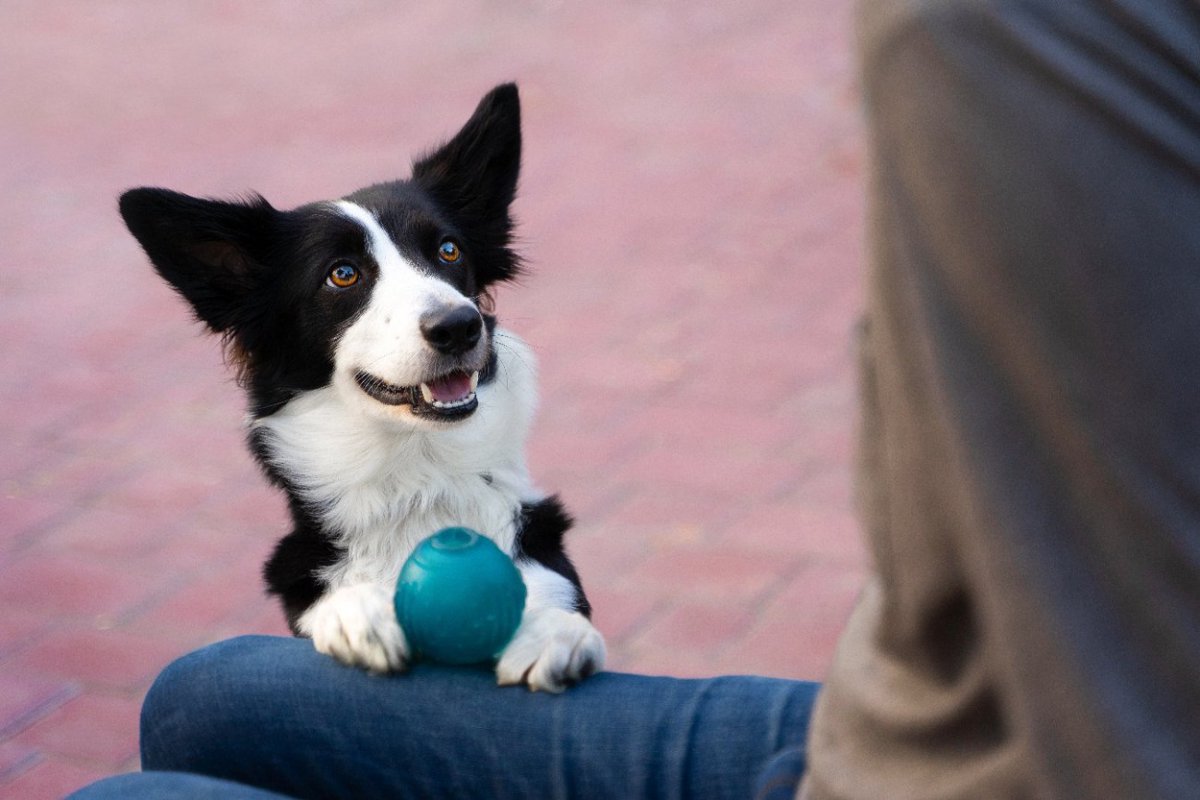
[{"xmin": 252, "ymin": 330, "xmax": 540, "ymax": 589}]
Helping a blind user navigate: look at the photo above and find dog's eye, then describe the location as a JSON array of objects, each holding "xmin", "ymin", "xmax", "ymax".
[
  {"xmin": 326, "ymin": 262, "xmax": 360, "ymax": 289},
  {"xmin": 437, "ymin": 240, "xmax": 463, "ymax": 265}
]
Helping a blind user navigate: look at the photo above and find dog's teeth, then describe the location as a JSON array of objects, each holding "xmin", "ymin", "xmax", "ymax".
[
  {"xmin": 431, "ymin": 394, "xmax": 473, "ymax": 409},
  {"xmin": 423, "ymin": 391, "xmax": 477, "ymax": 410},
  {"xmin": 470, "ymin": 372, "xmax": 479, "ymax": 391},
  {"xmin": 419, "ymin": 383, "xmax": 435, "ymax": 404}
]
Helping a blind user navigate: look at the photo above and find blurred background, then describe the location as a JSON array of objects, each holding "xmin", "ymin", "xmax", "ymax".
[{"xmin": 0, "ymin": 1, "xmax": 865, "ymax": 796}]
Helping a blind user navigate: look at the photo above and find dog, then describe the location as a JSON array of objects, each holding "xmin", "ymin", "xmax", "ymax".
[{"xmin": 119, "ymin": 83, "xmax": 605, "ymax": 693}]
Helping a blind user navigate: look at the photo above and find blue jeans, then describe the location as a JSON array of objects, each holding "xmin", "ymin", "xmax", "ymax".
[{"xmin": 70, "ymin": 636, "xmax": 818, "ymax": 799}]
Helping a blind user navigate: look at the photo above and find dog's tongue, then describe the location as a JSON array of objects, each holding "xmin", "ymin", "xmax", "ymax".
[{"xmin": 427, "ymin": 372, "xmax": 473, "ymax": 403}]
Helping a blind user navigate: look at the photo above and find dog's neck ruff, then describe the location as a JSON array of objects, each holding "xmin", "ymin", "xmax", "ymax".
[{"xmin": 251, "ymin": 329, "xmax": 540, "ymax": 588}]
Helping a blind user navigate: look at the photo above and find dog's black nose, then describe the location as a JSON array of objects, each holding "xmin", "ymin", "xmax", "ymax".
[{"xmin": 420, "ymin": 305, "xmax": 483, "ymax": 355}]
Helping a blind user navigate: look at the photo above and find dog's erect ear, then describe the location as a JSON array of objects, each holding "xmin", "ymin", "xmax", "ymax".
[
  {"xmin": 412, "ymin": 83, "xmax": 522, "ymax": 225},
  {"xmin": 119, "ymin": 188, "xmax": 276, "ymax": 334}
]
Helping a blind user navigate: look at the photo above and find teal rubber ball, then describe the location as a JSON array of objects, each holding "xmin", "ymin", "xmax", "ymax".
[{"xmin": 394, "ymin": 527, "xmax": 527, "ymax": 665}]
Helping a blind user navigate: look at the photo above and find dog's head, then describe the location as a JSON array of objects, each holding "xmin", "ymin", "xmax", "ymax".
[{"xmin": 120, "ymin": 83, "xmax": 522, "ymax": 425}]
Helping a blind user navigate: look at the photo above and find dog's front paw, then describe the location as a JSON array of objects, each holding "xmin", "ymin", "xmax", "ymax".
[
  {"xmin": 300, "ymin": 584, "xmax": 409, "ymax": 674},
  {"xmin": 496, "ymin": 607, "xmax": 606, "ymax": 693}
]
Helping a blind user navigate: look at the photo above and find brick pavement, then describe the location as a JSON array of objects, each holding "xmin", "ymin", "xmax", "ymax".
[{"xmin": 0, "ymin": 2, "xmax": 865, "ymax": 796}]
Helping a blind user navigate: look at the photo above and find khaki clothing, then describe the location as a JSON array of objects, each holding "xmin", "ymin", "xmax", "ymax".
[{"xmin": 802, "ymin": 1, "xmax": 1200, "ymax": 798}]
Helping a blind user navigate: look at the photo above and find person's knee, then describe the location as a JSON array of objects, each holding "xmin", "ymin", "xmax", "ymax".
[
  {"xmin": 855, "ymin": 0, "xmax": 996, "ymax": 111},
  {"xmin": 857, "ymin": 0, "xmax": 1050, "ymax": 44},
  {"xmin": 140, "ymin": 635, "xmax": 289, "ymax": 771},
  {"xmin": 857, "ymin": 0, "xmax": 1114, "ymax": 78}
]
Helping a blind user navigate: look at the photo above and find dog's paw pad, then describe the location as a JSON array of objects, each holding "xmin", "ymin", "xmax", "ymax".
[
  {"xmin": 496, "ymin": 608, "xmax": 606, "ymax": 693},
  {"xmin": 301, "ymin": 584, "xmax": 409, "ymax": 674}
]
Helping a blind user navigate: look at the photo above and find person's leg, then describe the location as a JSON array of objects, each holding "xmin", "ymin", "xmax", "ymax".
[
  {"xmin": 753, "ymin": 748, "xmax": 807, "ymax": 800},
  {"xmin": 68, "ymin": 772, "xmax": 294, "ymax": 799},
  {"xmin": 804, "ymin": 1, "xmax": 1200, "ymax": 798},
  {"xmin": 140, "ymin": 636, "xmax": 818, "ymax": 800}
]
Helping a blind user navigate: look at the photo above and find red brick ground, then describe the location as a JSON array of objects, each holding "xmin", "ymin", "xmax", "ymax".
[{"xmin": 0, "ymin": 2, "xmax": 865, "ymax": 796}]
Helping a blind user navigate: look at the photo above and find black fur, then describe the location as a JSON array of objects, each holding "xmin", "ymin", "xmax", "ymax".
[
  {"xmin": 516, "ymin": 497, "xmax": 591, "ymax": 617},
  {"xmin": 263, "ymin": 525, "xmax": 344, "ymax": 633}
]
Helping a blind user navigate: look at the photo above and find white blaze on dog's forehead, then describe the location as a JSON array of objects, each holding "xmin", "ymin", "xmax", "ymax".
[
  {"xmin": 334, "ymin": 200, "xmax": 408, "ymax": 274},
  {"xmin": 333, "ymin": 200, "xmax": 464, "ymax": 305}
]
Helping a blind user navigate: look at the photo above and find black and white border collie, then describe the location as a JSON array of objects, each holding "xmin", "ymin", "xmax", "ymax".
[{"xmin": 119, "ymin": 84, "xmax": 605, "ymax": 692}]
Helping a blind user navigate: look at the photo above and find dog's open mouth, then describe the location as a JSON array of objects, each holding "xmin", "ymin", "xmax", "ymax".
[{"xmin": 354, "ymin": 369, "xmax": 480, "ymax": 420}]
